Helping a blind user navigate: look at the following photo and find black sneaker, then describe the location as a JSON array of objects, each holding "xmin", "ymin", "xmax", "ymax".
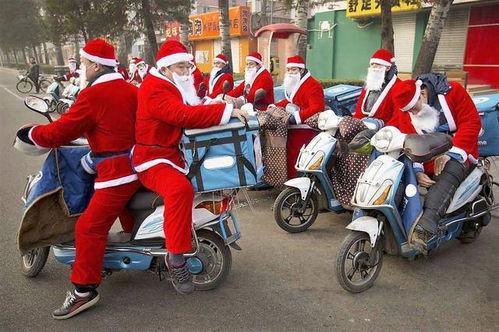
[
  {"xmin": 165, "ymin": 255, "xmax": 195, "ymax": 295},
  {"xmin": 52, "ymin": 289, "xmax": 100, "ymax": 320}
]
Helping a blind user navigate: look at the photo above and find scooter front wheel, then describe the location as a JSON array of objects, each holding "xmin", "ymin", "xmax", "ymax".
[
  {"xmin": 273, "ymin": 187, "xmax": 319, "ymax": 233},
  {"xmin": 191, "ymin": 230, "xmax": 232, "ymax": 291},
  {"xmin": 335, "ymin": 232, "xmax": 383, "ymax": 293},
  {"xmin": 20, "ymin": 246, "xmax": 50, "ymax": 278}
]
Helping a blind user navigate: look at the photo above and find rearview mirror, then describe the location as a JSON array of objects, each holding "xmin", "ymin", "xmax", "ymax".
[
  {"xmin": 25, "ymin": 95, "xmax": 49, "ymax": 114},
  {"xmin": 254, "ymin": 88, "xmax": 266, "ymax": 103}
]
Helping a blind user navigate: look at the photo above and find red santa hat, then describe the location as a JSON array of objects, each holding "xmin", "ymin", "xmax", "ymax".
[
  {"xmin": 286, "ymin": 55, "xmax": 305, "ymax": 69},
  {"xmin": 68, "ymin": 56, "xmax": 77, "ymax": 63},
  {"xmin": 369, "ymin": 49, "xmax": 395, "ymax": 67},
  {"xmin": 246, "ymin": 52, "xmax": 263, "ymax": 65},
  {"xmin": 156, "ymin": 40, "xmax": 193, "ymax": 68},
  {"xmin": 132, "ymin": 57, "xmax": 145, "ymax": 66},
  {"xmin": 393, "ymin": 79, "xmax": 423, "ymax": 111},
  {"xmin": 214, "ymin": 54, "xmax": 227, "ymax": 64},
  {"xmin": 80, "ymin": 38, "xmax": 116, "ymax": 67}
]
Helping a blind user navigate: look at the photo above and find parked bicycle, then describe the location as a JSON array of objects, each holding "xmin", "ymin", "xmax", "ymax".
[{"xmin": 16, "ymin": 72, "xmax": 51, "ymax": 94}]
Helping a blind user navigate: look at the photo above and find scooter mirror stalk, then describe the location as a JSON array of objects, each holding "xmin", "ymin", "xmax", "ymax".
[
  {"xmin": 222, "ymin": 80, "xmax": 230, "ymax": 100},
  {"xmin": 253, "ymin": 89, "xmax": 266, "ymax": 112}
]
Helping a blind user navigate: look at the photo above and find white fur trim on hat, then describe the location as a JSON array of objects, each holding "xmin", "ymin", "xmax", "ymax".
[
  {"xmin": 156, "ymin": 52, "xmax": 194, "ymax": 68},
  {"xmin": 402, "ymin": 80, "xmax": 422, "ymax": 111},
  {"xmin": 286, "ymin": 63, "xmax": 305, "ymax": 69},
  {"xmin": 80, "ymin": 49, "xmax": 116, "ymax": 67},
  {"xmin": 369, "ymin": 57, "xmax": 394, "ymax": 67},
  {"xmin": 246, "ymin": 56, "xmax": 262, "ymax": 65},
  {"xmin": 214, "ymin": 57, "xmax": 227, "ymax": 64}
]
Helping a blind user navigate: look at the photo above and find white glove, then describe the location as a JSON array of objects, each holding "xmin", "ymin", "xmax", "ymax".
[{"xmin": 318, "ymin": 110, "xmax": 342, "ymax": 131}]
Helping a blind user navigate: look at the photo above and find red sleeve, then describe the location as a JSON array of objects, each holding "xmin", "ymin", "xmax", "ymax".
[
  {"xmin": 447, "ymin": 82, "xmax": 481, "ymax": 157},
  {"xmin": 148, "ymin": 85, "xmax": 231, "ymax": 128},
  {"xmin": 30, "ymin": 89, "xmax": 96, "ymax": 147},
  {"xmin": 298, "ymin": 81, "xmax": 325, "ymax": 122},
  {"xmin": 275, "ymin": 99, "xmax": 289, "ymax": 108},
  {"xmin": 211, "ymin": 74, "xmax": 234, "ymax": 98},
  {"xmin": 226, "ymin": 80, "xmax": 245, "ymax": 98}
]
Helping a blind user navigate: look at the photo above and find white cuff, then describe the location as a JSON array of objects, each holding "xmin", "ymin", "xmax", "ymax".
[
  {"xmin": 448, "ymin": 146, "xmax": 468, "ymax": 162},
  {"xmin": 293, "ymin": 111, "xmax": 302, "ymax": 125},
  {"xmin": 268, "ymin": 104, "xmax": 276, "ymax": 108},
  {"xmin": 28, "ymin": 125, "xmax": 45, "ymax": 148},
  {"xmin": 413, "ymin": 162, "xmax": 424, "ymax": 172},
  {"xmin": 220, "ymin": 103, "xmax": 233, "ymax": 125}
]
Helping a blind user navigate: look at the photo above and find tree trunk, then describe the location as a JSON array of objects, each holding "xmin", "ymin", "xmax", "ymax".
[
  {"xmin": 380, "ymin": 0, "xmax": 394, "ymax": 53},
  {"xmin": 13, "ymin": 50, "xmax": 18, "ymax": 63},
  {"xmin": 32, "ymin": 46, "xmax": 40, "ymax": 64},
  {"xmin": 74, "ymin": 35, "xmax": 81, "ymax": 63},
  {"xmin": 294, "ymin": 0, "xmax": 309, "ymax": 60},
  {"xmin": 55, "ymin": 43, "xmax": 64, "ymax": 66},
  {"xmin": 218, "ymin": 0, "xmax": 233, "ymax": 63},
  {"xmin": 412, "ymin": 0, "xmax": 454, "ymax": 77},
  {"xmin": 180, "ymin": 23, "xmax": 190, "ymax": 50},
  {"xmin": 118, "ymin": 34, "xmax": 129, "ymax": 66},
  {"xmin": 22, "ymin": 48, "xmax": 28, "ymax": 63},
  {"xmin": 141, "ymin": 0, "xmax": 158, "ymax": 65},
  {"xmin": 42, "ymin": 42, "xmax": 49, "ymax": 64}
]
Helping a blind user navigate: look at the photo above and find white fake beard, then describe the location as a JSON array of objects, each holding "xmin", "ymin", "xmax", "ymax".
[
  {"xmin": 77, "ymin": 66, "xmax": 88, "ymax": 90},
  {"xmin": 410, "ymin": 104, "xmax": 440, "ymax": 133},
  {"xmin": 138, "ymin": 66, "xmax": 147, "ymax": 79},
  {"xmin": 365, "ymin": 67, "xmax": 386, "ymax": 91},
  {"xmin": 244, "ymin": 67, "xmax": 257, "ymax": 85},
  {"xmin": 209, "ymin": 67, "xmax": 221, "ymax": 91},
  {"xmin": 69, "ymin": 63, "xmax": 77, "ymax": 72},
  {"xmin": 283, "ymin": 73, "xmax": 300, "ymax": 95},
  {"xmin": 129, "ymin": 64, "xmax": 136, "ymax": 74},
  {"xmin": 173, "ymin": 73, "xmax": 200, "ymax": 106}
]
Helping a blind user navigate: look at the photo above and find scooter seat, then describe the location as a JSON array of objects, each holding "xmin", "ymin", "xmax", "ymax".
[
  {"xmin": 127, "ymin": 188, "xmax": 163, "ymax": 210},
  {"xmin": 404, "ymin": 132, "xmax": 452, "ymax": 163}
]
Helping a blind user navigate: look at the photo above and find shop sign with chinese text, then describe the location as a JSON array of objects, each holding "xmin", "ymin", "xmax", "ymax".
[
  {"xmin": 188, "ymin": 6, "xmax": 250, "ymax": 40},
  {"xmin": 346, "ymin": 0, "xmax": 421, "ymax": 18}
]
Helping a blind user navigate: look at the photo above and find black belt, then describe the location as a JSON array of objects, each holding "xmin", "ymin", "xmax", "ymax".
[
  {"xmin": 136, "ymin": 142, "xmax": 178, "ymax": 149},
  {"xmin": 90, "ymin": 150, "xmax": 130, "ymax": 158}
]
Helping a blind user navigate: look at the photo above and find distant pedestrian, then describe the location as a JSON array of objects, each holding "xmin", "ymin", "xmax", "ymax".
[{"xmin": 28, "ymin": 57, "xmax": 40, "ymax": 93}]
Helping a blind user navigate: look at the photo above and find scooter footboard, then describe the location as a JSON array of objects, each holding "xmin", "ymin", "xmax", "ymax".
[{"xmin": 346, "ymin": 216, "xmax": 381, "ymax": 247}]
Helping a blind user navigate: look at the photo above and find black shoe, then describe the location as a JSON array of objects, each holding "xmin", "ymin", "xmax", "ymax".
[
  {"xmin": 165, "ymin": 255, "xmax": 195, "ymax": 295},
  {"xmin": 410, "ymin": 225, "xmax": 435, "ymax": 252},
  {"xmin": 52, "ymin": 289, "xmax": 100, "ymax": 320}
]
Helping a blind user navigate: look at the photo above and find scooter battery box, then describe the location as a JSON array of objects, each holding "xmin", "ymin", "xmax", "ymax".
[
  {"xmin": 473, "ymin": 93, "xmax": 499, "ymax": 156},
  {"xmin": 183, "ymin": 116, "xmax": 262, "ymax": 192},
  {"xmin": 324, "ymin": 84, "xmax": 362, "ymax": 116}
]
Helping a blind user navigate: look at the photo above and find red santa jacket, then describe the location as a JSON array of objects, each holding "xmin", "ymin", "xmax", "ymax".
[
  {"xmin": 226, "ymin": 67, "xmax": 274, "ymax": 110},
  {"xmin": 63, "ymin": 67, "xmax": 80, "ymax": 81},
  {"xmin": 205, "ymin": 72, "xmax": 234, "ymax": 99},
  {"xmin": 353, "ymin": 75, "xmax": 400, "ymax": 125},
  {"xmin": 117, "ymin": 66, "xmax": 130, "ymax": 81},
  {"xmin": 30, "ymin": 72, "xmax": 138, "ymax": 189},
  {"xmin": 274, "ymin": 71, "xmax": 324, "ymax": 124},
  {"xmin": 131, "ymin": 67, "xmax": 233, "ymax": 174},
  {"xmin": 192, "ymin": 67, "xmax": 206, "ymax": 97},
  {"xmin": 130, "ymin": 64, "xmax": 152, "ymax": 85},
  {"xmin": 394, "ymin": 81, "xmax": 481, "ymax": 172}
]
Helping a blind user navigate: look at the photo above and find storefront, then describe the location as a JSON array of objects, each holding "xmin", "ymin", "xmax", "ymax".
[
  {"xmin": 307, "ymin": 0, "xmax": 499, "ymax": 88},
  {"xmin": 186, "ymin": 6, "xmax": 256, "ymax": 74}
]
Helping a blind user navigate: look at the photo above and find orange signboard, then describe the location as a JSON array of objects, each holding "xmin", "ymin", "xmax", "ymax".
[{"xmin": 188, "ymin": 6, "xmax": 250, "ymax": 41}]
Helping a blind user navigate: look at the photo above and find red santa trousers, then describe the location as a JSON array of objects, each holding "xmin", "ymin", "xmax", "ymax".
[
  {"xmin": 137, "ymin": 164, "xmax": 194, "ymax": 254},
  {"xmin": 70, "ymin": 180, "xmax": 141, "ymax": 286},
  {"xmin": 287, "ymin": 128, "xmax": 318, "ymax": 179}
]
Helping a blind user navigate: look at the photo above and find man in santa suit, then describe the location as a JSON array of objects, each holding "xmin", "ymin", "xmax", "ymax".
[
  {"xmin": 129, "ymin": 57, "xmax": 151, "ymax": 86},
  {"xmin": 272, "ymin": 55, "xmax": 325, "ymax": 178},
  {"xmin": 391, "ymin": 75, "xmax": 481, "ymax": 249},
  {"xmin": 131, "ymin": 40, "xmax": 248, "ymax": 294},
  {"xmin": 353, "ymin": 49, "xmax": 400, "ymax": 126},
  {"xmin": 225, "ymin": 52, "xmax": 274, "ymax": 110},
  {"xmin": 204, "ymin": 53, "xmax": 234, "ymax": 99},
  {"xmin": 58, "ymin": 56, "xmax": 80, "ymax": 81},
  {"xmin": 15, "ymin": 38, "xmax": 140, "ymax": 319}
]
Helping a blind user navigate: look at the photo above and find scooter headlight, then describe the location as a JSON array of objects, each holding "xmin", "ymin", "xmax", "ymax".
[
  {"xmin": 373, "ymin": 185, "xmax": 392, "ymax": 205},
  {"xmin": 308, "ymin": 155, "xmax": 324, "ymax": 170}
]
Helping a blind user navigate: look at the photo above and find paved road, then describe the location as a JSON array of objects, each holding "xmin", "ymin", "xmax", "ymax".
[{"xmin": 0, "ymin": 67, "xmax": 498, "ymax": 331}]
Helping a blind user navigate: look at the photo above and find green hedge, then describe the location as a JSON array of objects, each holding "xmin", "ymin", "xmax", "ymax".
[
  {"xmin": 317, "ymin": 79, "xmax": 364, "ymax": 89},
  {"xmin": 3, "ymin": 63, "xmax": 56, "ymax": 74}
]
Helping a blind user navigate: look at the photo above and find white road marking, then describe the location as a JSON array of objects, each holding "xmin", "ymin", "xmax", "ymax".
[{"xmin": 1, "ymin": 86, "xmax": 24, "ymax": 101}]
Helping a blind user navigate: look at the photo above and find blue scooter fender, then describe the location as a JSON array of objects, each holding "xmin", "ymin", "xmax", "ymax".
[
  {"xmin": 284, "ymin": 177, "xmax": 312, "ymax": 200},
  {"xmin": 346, "ymin": 216, "xmax": 382, "ymax": 247}
]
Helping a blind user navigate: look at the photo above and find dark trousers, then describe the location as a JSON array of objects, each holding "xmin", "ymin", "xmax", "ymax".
[{"xmin": 419, "ymin": 159, "xmax": 467, "ymax": 233}]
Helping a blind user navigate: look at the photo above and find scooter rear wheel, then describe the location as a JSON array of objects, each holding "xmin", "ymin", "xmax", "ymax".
[
  {"xmin": 20, "ymin": 246, "xmax": 50, "ymax": 278},
  {"xmin": 191, "ymin": 230, "xmax": 232, "ymax": 291},
  {"xmin": 336, "ymin": 231, "xmax": 383, "ymax": 293},
  {"xmin": 273, "ymin": 187, "xmax": 319, "ymax": 233}
]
